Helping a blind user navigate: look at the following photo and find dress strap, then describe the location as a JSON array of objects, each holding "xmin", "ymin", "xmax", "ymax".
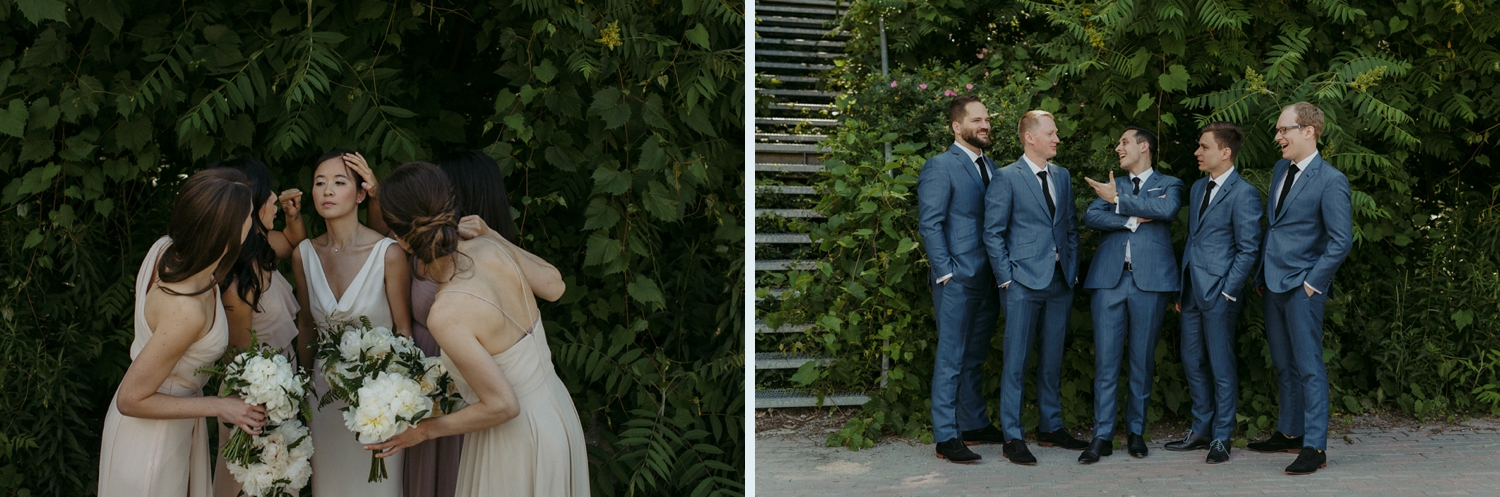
[
  {"xmin": 435, "ymin": 289, "xmax": 534, "ymax": 335},
  {"xmin": 478, "ymin": 236, "xmax": 537, "ymax": 323}
]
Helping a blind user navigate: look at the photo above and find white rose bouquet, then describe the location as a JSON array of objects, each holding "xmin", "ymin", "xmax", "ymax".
[
  {"xmin": 197, "ymin": 332, "xmax": 314, "ymax": 497},
  {"xmin": 315, "ymin": 317, "xmax": 460, "ymax": 482}
]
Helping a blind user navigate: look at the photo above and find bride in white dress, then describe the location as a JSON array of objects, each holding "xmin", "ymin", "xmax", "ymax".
[{"xmin": 291, "ymin": 150, "xmax": 413, "ymax": 496}]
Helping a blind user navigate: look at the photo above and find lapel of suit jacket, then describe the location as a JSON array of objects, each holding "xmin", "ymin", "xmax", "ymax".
[
  {"xmin": 1133, "ymin": 168, "xmax": 1161, "ymax": 196},
  {"xmin": 950, "ymin": 144, "xmax": 983, "ymax": 187},
  {"xmin": 1046, "ymin": 163, "xmax": 1064, "ymax": 224},
  {"xmin": 1188, "ymin": 178, "xmax": 1204, "ymax": 235},
  {"xmin": 1197, "ymin": 171, "xmax": 1238, "ymax": 229},
  {"xmin": 1273, "ymin": 155, "xmax": 1322, "ymax": 225},
  {"xmin": 1013, "ymin": 157, "xmax": 1051, "ymax": 218}
]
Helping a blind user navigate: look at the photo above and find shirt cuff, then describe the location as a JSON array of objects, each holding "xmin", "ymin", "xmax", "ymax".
[
  {"xmin": 1222, "ymin": 292, "xmax": 1237, "ymax": 302},
  {"xmin": 937, "ymin": 273, "xmax": 953, "ymax": 284},
  {"xmin": 1124, "ymin": 216, "xmax": 1140, "ymax": 232},
  {"xmin": 1000, "ymin": 280, "xmax": 1011, "ymax": 288},
  {"xmin": 1304, "ymin": 282, "xmax": 1322, "ymax": 294}
]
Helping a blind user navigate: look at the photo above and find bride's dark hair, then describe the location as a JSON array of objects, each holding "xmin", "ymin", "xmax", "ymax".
[
  {"xmin": 158, "ymin": 168, "xmax": 255, "ymax": 295},
  {"xmin": 379, "ymin": 162, "xmax": 467, "ymax": 271},
  {"xmin": 211, "ymin": 158, "xmax": 278, "ymax": 310}
]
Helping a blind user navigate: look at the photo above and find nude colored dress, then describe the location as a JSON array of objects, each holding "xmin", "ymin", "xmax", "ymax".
[
  {"xmin": 403, "ymin": 266, "xmax": 464, "ymax": 497},
  {"xmin": 213, "ymin": 270, "xmax": 300, "ymax": 497},
  {"xmin": 437, "ymin": 238, "xmax": 589, "ymax": 496},
  {"xmin": 299, "ymin": 238, "xmax": 404, "ymax": 496},
  {"xmin": 98, "ymin": 236, "xmax": 228, "ymax": 497}
]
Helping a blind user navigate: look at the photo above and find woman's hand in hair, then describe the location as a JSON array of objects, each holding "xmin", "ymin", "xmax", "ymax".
[
  {"xmin": 457, "ymin": 215, "xmax": 492, "ymax": 240},
  {"xmin": 343, "ymin": 152, "xmax": 378, "ymax": 197}
]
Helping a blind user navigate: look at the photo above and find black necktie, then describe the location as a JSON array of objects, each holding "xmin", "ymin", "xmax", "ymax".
[
  {"xmin": 1038, "ymin": 170, "xmax": 1055, "ymax": 217},
  {"xmin": 1131, "ymin": 177, "xmax": 1141, "ymax": 195},
  {"xmin": 1276, "ymin": 164, "xmax": 1300, "ymax": 217},
  {"xmin": 977, "ymin": 157, "xmax": 990, "ymax": 187},
  {"xmin": 1199, "ymin": 180, "xmax": 1216, "ymax": 219}
]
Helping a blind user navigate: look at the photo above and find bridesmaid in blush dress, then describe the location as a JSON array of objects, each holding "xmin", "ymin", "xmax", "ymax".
[
  {"xmin": 98, "ymin": 169, "xmax": 267, "ymax": 497},
  {"xmin": 206, "ymin": 159, "xmax": 307, "ymax": 497},
  {"xmin": 367, "ymin": 162, "xmax": 588, "ymax": 497},
  {"xmin": 291, "ymin": 150, "xmax": 412, "ymax": 497}
]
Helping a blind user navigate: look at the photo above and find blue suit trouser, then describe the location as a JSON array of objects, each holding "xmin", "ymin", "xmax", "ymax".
[
  {"xmin": 999, "ymin": 269, "xmax": 1071, "ymax": 441},
  {"xmin": 1263, "ymin": 288, "xmax": 1330, "ymax": 450},
  {"xmin": 1180, "ymin": 273, "xmax": 1241, "ymax": 441},
  {"xmin": 929, "ymin": 275, "xmax": 1000, "ymax": 442},
  {"xmin": 1090, "ymin": 271, "xmax": 1170, "ymax": 440}
]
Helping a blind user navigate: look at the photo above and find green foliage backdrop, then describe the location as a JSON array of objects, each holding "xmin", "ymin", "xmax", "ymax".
[
  {"xmin": 0, "ymin": 0, "xmax": 743, "ymax": 495},
  {"xmin": 765, "ymin": 0, "xmax": 1500, "ymax": 449}
]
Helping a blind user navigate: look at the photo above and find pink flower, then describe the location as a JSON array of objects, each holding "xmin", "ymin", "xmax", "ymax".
[
  {"xmin": 891, "ymin": 80, "xmax": 898, "ymax": 88},
  {"xmin": 944, "ymin": 89, "xmax": 957, "ymax": 96},
  {"xmin": 985, "ymin": 71, "xmax": 990, "ymax": 78},
  {"xmin": 919, "ymin": 83, "xmax": 928, "ymax": 90},
  {"xmin": 978, "ymin": 53, "xmax": 985, "ymax": 59},
  {"xmin": 966, "ymin": 84, "xmax": 974, "ymax": 90},
  {"xmin": 982, "ymin": 48, "xmax": 990, "ymax": 53}
]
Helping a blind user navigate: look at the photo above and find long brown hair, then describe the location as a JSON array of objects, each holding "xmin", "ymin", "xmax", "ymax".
[
  {"xmin": 157, "ymin": 168, "xmax": 255, "ymax": 296},
  {"xmin": 379, "ymin": 162, "xmax": 464, "ymax": 267}
]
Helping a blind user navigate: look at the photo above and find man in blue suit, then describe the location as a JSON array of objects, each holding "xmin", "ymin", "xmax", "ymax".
[
  {"xmin": 1163, "ymin": 122, "xmax": 1263, "ymax": 464},
  {"xmin": 1248, "ymin": 102, "xmax": 1353, "ymax": 475},
  {"xmin": 984, "ymin": 109, "xmax": 1086, "ymax": 465},
  {"xmin": 917, "ymin": 95, "xmax": 1006, "ymax": 463},
  {"xmin": 1076, "ymin": 126, "xmax": 1184, "ymax": 464}
]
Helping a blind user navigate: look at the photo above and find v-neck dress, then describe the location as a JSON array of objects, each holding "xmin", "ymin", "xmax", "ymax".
[
  {"xmin": 99, "ymin": 236, "xmax": 228, "ymax": 497},
  {"xmin": 299, "ymin": 237, "xmax": 403, "ymax": 496}
]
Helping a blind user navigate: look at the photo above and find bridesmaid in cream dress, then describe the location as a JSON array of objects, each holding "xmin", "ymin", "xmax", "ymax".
[
  {"xmin": 98, "ymin": 169, "xmax": 267, "ymax": 497},
  {"xmin": 367, "ymin": 162, "xmax": 588, "ymax": 497},
  {"xmin": 206, "ymin": 159, "xmax": 306, "ymax": 497},
  {"xmin": 291, "ymin": 150, "xmax": 412, "ymax": 497}
]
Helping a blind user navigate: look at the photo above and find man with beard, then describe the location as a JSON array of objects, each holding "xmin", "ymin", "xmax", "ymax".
[
  {"xmin": 1250, "ymin": 102, "xmax": 1352, "ymax": 475},
  {"xmin": 984, "ymin": 109, "xmax": 1086, "ymax": 465},
  {"xmin": 1076, "ymin": 126, "xmax": 1184, "ymax": 464},
  {"xmin": 917, "ymin": 95, "xmax": 1006, "ymax": 463},
  {"xmin": 1165, "ymin": 122, "xmax": 1262, "ymax": 465}
]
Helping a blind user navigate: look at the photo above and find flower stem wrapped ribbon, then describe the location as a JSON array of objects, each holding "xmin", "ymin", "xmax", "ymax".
[
  {"xmin": 314, "ymin": 317, "xmax": 460, "ymax": 482},
  {"xmin": 197, "ymin": 332, "xmax": 315, "ymax": 497}
]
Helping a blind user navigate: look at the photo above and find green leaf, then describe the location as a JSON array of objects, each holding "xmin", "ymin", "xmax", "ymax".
[
  {"xmin": 534, "ymin": 59, "xmax": 558, "ymax": 84},
  {"xmin": 1452, "ymin": 310, "xmax": 1474, "ymax": 331},
  {"xmin": 591, "ymin": 163, "xmax": 631, "ymax": 195},
  {"xmin": 81, "ymin": 0, "xmax": 125, "ymax": 35},
  {"xmin": 685, "ymin": 24, "xmax": 710, "ymax": 49},
  {"xmin": 17, "ymin": 0, "xmax": 68, "ymax": 25},
  {"xmin": 544, "ymin": 146, "xmax": 578, "ymax": 172},
  {"xmin": 379, "ymin": 106, "xmax": 416, "ymax": 118},
  {"xmin": 0, "ymin": 99, "xmax": 29, "ymax": 138},
  {"xmin": 638, "ymin": 135, "xmax": 668, "ymax": 171},
  {"xmin": 23, "ymin": 229, "xmax": 44, "ymax": 249},
  {"xmin": 1134, "ymin": 93, "xmax": 1155, "ymax": 116},
  {"xmin": 641, "ymin": 180, "xmax": 682, "ymax": 222},
  {"xmin": 1158, "ymin": 64, "xmax": 1189, "ymax": 93},
  {"xmin": 789, "ymin": 361, "xmax": 821, "ymax": 386},
  {"xmin": 626, "ymin": 275, "xmax": 666, "ymax": 309},
  {"xmin": 582, "ymin": 198, "xmax": 622, "ymax": 230},
  {"xmin": 588, "ymin": 87, "xmax": 631, "ymax": 129},
  {"xmin": 20, "ymin": 28, "xmax": 68, "ymax": 68},
  {"xmin": 17, "ymin": 163, "xmax": 62, "ymax": 196}
]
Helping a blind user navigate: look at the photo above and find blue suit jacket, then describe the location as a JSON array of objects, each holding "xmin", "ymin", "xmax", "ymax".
[
  {"xmin": 1181, "ymin": 170, "xmax": 1263, "ymax": 304},
  {"xmin": 918, "ymin": 144, "xmax": 998, "ymax": 286},
  {"xmin": 1257, "ymin": 155, "xmax": 1353, "ymax": 294},
  {"xmin": 984, "ymin": 158, "xmax": 1080, "ymax": 290},
  {"xmin": 1083, "ymin": 171, "xmax": 1185, "ymax": 292}
]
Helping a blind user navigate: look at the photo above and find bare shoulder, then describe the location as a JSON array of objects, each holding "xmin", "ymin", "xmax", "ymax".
[
  {"xmin": 383, "ymin": 240, "xmax": 408, "ymax": 263},
  {"xmin": 143, "ymin": 289, "xmax": 210, "ymax": 338}
]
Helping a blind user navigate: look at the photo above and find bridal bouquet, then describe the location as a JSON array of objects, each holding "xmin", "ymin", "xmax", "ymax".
[
  {"xmin": 315, "ymin": 317, "xmax": 459, "ymax": 482},
  {"xmin": 197, "ymin": 332, "xmax": 314, "ymax": 497}
]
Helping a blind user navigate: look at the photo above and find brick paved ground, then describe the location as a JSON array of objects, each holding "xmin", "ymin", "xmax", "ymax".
[{"xmin": 755, "ymin": 418, "xmax": 1500, "ymax": 496}]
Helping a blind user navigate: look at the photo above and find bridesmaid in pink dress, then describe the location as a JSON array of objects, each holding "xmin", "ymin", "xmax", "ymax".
[
  {"xmin": 356, "ymin": 150, "xmax": 563, "ymax": 497},
  {"xmin": 206, "ymin": 159, "xmax": 307, "ymax": 497},
  {"xmin": 98, "ymin": 169, "xmax": 267, "ymax": 497}
]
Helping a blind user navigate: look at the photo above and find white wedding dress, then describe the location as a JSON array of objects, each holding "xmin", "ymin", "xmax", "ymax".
[{"xmin": 299, "ymin": 238, "xmax": 403, "ymax": 496}]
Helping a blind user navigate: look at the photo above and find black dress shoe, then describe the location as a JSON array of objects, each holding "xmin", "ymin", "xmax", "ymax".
[
  {"xmin": 1035, "ymin": 429, "xmax": 1089, "ymax": 450},
  {"xmin": 1127, "ymin": 433, "xmax": 1148, "ymax": 458},
  {"xmin": 1163, "ymin": 431, "xmax": 1211, "ymax": 451},
  {"xmin": 1078, "ymin": 438, "xmax": 1112, "ymax": 464},
  {"xmin": 1206, "ymin": 439, "xmax": 1230, "ymax": 464},
  {"xmin": 1002, "ymin": 439, "xmax": 1037, "ymax": 465},
  {"xmin": 1285, "ymin": 447, "xmax": 1327, "ymax": 475},
  {"xmin": 1247, "ymin": 431, "xmax": 1304, "ymax": 454},
  {"xmin": 961, "ymin": 425, "xmax": 1006, "ymax": 446},
  {"xmin": 935, "ymin": 438, "xmax": 981, "ymax": 463}
]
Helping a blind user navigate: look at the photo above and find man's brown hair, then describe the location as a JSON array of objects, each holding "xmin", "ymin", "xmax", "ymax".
[
  {"xmin": 1286, "ymin": 101, "xmax": 1325, "ymax": 141},
  {"xmin": 947, "ymin": 95, "xmax": 983, "ymax": 126},
  {"xmin": 1200, "ymin": 121, "xmax": 1245, "ymax": 161},
  {"xmin": 1017, "ymin": 109, "xmax": 1054, "ymax": 140}
]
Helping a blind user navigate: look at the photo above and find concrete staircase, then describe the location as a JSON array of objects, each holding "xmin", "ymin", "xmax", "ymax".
[{"xmin": 754, "ymin": 0, "xmax": 869, "ymax": 409}]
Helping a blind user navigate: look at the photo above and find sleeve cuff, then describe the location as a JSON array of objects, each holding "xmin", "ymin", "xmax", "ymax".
[
  {"xmin": 1124, "ymin": 216, "xmax": 1140, "ymax": 232},
  {"xmin": 1305, "ymin": 282, "xmax": 1322, "ymax": 294},
  {"xmin": 1000, "ymin": 280, "xmax": 1011, "ymax": 288},
  {"xmin": 937, "ymin": 273, "xmax": 953, "ymax": 284},
  {"xmin": 1222, "ymin": 292, "xmax": 1237, "ymax": 302}
]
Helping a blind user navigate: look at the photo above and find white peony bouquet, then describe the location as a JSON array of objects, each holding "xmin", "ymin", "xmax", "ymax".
[
  {"xmin": 197, "ymin": 332, "xmax": 314, "ymax": 497},
  {"xmin": 315, "ymin": 317, "xmax": 460, "ymax": 482}
]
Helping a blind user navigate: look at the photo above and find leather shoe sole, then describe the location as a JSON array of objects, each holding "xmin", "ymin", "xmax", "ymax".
[
  {"xmin": 1285, "ymin": 462, "xmax": 1326, "ymax": 475},
  {"xmin": 1003, "ymin": 452, "xmax": 1037, "ymax": 466},
  {"xmin": 935, "ymin": 453, "xmax": 980, "ymax": 464}
]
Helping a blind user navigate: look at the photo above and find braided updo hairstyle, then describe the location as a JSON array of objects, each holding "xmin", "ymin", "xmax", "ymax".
[{"xmin": 379, "ymin": 162, "xmax": 466, "ymax": 269}]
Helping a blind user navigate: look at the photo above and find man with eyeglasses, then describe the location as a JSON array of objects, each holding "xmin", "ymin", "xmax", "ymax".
[{"xmin": 1249, "ymin": 101, "xmax": 1353, "ymax": 475}]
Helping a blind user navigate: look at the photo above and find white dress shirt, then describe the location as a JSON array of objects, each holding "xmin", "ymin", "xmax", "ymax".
[
  {"xmin": 1112, "ymin": 168, "xmax": 1155, "ymax": 263},
  {"xmin": 936, "ymin": 142, "xmax": 990, "ymax": 285},
  {"xmin": 1271, "ymin": 151, "xmax": 1323, "ymax": 295}
]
